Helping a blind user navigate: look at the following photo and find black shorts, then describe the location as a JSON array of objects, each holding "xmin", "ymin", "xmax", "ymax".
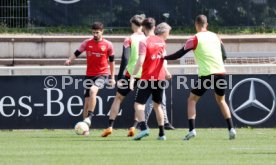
[
  {"xmin": 117, "ymin": 76, "xmax": 139, "ymax": 96},
  {"xmin": 191, "ymin": 74, "xmax": 227, "ymax": 97},
  {"xmin": 135, "ymin": 80, "xmax": 165, "ymax": 104},
  {"xmin": 84, "ymin": 75, "xmax": 108, "ymax": 97}
]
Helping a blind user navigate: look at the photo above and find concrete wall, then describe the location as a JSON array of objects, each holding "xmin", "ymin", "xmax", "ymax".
[{"xmin": 1, "ymin": 35, "xmax": 276, "ymax": 59}]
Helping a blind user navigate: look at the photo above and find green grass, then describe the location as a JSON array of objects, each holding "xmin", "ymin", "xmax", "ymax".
[{"xmin": 0, "ymin": 128, "xmax": 276, "ymax": 165}]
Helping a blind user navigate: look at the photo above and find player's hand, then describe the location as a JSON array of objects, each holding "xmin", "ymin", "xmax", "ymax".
[
  {"xmin": 158, "ymin": 49, "xmax": 166, "ymax": 58},
  {"xmin": 129, "ymin": 76, "xmax": 135, "ymax": 91},
  {"xmin": 64, "ymin": 59, "xmax": 71, "ymax": 65},
  {"xmin": 165, "ymin": 71, "xmax": 172, "ymax": 80},
  {"xmin": 108, "ymin": 78, "xmax": 116, "ymax": 87}
]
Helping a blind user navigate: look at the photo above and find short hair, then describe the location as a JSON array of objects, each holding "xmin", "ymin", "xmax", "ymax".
[
  {"xmin": 91, "ymin": 22, "xmax": 104, "ymax": 30},
  {"xmin": 155, "ymin": 22, "xmax": 171, "ymax": 35},
  {"xmin": 195, "ymin": 15, "xmax": 208, "ymax": 27},
  {"xmin": 130, "ymin": 14, "xmax": 145, "ymax": 27},
  {"xmin": 141, "ymin": 17, "xmax": 156, "ymax": 30}
]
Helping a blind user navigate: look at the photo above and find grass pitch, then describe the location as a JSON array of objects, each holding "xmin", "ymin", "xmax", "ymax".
[{"xmin": 0, "ymin": 128, "xmax": 275, "ymax": 165}]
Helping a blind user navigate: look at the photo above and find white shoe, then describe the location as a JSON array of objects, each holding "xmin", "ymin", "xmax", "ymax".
[
  {"xmin": 157, "ymin": 135, "xmax": 167, "ymax": 141},
  {"xmin": 229, "ymin": 128, "xmax": 236, "ymax": 140},
  {"xmin": 83, "ymin": 118, "xmax": 91, "ymax": 127},
  {"xmin": 183, "ymin": 129, "xmax": 196, "ymax": 140}
]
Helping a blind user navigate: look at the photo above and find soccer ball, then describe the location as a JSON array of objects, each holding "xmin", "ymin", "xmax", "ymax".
[{"xmin": 74, "ymin": 122, "xmax": 89, "ymax": 136}]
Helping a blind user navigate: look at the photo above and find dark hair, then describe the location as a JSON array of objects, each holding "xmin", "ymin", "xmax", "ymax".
[
  {"xmin": 91, "ymin": 22, "xmax": 104, "ymax": 30},
  {"xmin": 141, "ymin": 17, "xmax": 156, "ymax": 30},
  {"xmin": 130, "ymin": 14, "xmax": 145, "ymax": 27},
  {"xmin": 195, "ymin": 15, "xmax": 208, "ymax": 27}
]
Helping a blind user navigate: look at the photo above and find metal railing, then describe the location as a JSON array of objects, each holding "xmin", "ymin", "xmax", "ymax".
[
  {"xmin": 0, "ymin": 0, "xmax": 29, "ymax": 28},
  {"xmin": 0, "ymin": 64, "xmax": 275, "ymax": 76}
]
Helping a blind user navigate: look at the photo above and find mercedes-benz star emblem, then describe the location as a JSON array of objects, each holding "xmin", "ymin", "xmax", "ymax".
[{"xmin": 229, "ymin": 78, "xmax": 275, "ymax": 125}]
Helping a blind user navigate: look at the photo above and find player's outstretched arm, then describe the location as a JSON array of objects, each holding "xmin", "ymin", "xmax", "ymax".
[
  {"xmin": 164, "ymin": 47, "xmax": 192, "ymax": 60},
  {"xmin": 65, "ymin": 50, "xmax": 80, "ymax": 65}
]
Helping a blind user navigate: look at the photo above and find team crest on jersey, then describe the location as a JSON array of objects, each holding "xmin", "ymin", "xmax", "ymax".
[{"xmin": 100, "ymin": 45, "xmax": 106, "ymax": 51}]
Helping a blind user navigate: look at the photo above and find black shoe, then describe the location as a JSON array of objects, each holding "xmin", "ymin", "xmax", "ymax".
[{"xmin": 164, "ymin": 123, "xmax": 175, "ymax": 130}]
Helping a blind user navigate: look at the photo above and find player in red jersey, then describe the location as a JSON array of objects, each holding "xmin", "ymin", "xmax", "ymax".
[
  {"xmin": 65, "ymin": 22, "xmax": 115, "ymax": 128},
  {"xmin": 130, "ymin": 18, "xmax": 172, "ymax": 140}
]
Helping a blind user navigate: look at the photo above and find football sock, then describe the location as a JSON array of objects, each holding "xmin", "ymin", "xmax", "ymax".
[
  {"xmin": 188, "ymin": 119, "xmax": 195, "ymax": 131},
  {"xmin": 108, "ymin": 119, "xmax": 115, "ymax": 128},
  {"xmin": 139, "ymin": 121, "xmax": 147, "ymax": 131},
  {"xmin": 87, "ymin": 111, "xmax": 94, "ymax": 121},
  {"xmin": 158, "ymin": 125, "xmax": 165, "ymax": 137},
  {"xmin": 226, "ymin": 118, "xmax": 234, "ymax": 131}
]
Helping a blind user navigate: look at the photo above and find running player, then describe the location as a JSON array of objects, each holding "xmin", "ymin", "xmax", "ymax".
[
  {"xmin": 65, "ymin": 22, "xmax": 115, "ymax": 129},
  {"xmin": 130, "ymin": 20, "xmax": 172, "ymax": 140},
  {"xmin": 101, "ymin": 14, "xmax": 146, "ymax": 137},
  {"xmin": 163, "ymin": 14, "xmax": 236, "ymax": 140}
]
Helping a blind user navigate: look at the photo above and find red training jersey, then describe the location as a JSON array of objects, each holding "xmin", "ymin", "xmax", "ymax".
[
  {"xmin": 139, "ymin": 35, "xmax": 166, "ymax": 80},
  {"xmin": 78, "ymin": 38, "xmax": 114, "ymax": 76}
]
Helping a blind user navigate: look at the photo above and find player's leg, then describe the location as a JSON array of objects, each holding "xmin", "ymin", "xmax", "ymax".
[
  {"xmin": 183, "ymin": 92, "xmax": 200, "ymax": 140},
  {"xmin": 83, "ymin": 96, "xmax": 89, "ymax": 119},
  {"xmin": 184, "ymin": 76, "xmax": 208, "ymax": 140},
  {"xmin": 214, "ymin": 75, "xmax": 236, "ymax": 139},
  {"xmin": 101, "ymin": 92, "xmax": 126, "ymax": 137},
  {"xmin": 83, "ymin": 85, "xmax": 100, "ymax": 127},
  {"xmin": 152, "ymin": 81, "xmax": 166, "ymax": 140},
  {"xmin": 144, "ymin": 95, "xmax": 153, "ymax": 123},
  {"xmin": 133, "ymin": 80, "xmax": 151, "ymax": 140},
  {"xmin": 83, "ymin": 76, "xmax": 106, "ymax": 127},
  {"xmin": 161, "ymin": 90, "xmax": 175, "ymax": 130},
  {"xmin": 126, "ymin": 78, "xmax": 140, "ymax": 137}
]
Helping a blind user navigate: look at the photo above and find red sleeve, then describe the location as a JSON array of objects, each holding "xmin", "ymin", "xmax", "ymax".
[
  {"xmin": 123, "ymin": 37, "xmax": 131, "ymax": 48},
  {"xmin": 139, "ymin": 39, "xmax": 147, "ymax": 56},
  {"xmin": 107, "ymin": 41, "xmax": 114, "ymax": 56},
  {"xmin": 77, "ymin": 39, "xmax": 89, "ymax": 52},
  {"xmin": 184, "ymin": 36, "xmax": 197, "ymax": 50}
]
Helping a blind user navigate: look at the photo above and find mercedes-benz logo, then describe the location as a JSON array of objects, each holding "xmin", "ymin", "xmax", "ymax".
[
  {"xmin": 229, "ymin": 78, "xmax": 275, "ymax": 125},
  {"xmin": 53, "ymin": 0, "xmax": 81, "ymax": 4}
]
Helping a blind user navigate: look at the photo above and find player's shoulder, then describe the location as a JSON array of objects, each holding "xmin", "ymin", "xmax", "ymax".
[
  {"xmin": 140, "ymin": 37, "xmax": 148, "ymax": 43},
  {"xmin": 82, "ymin": 38, "xmax": 93, "ymax": 43},
  {"xmin": 102, "ymin": 38, "xmax": 113, "ymax": 46}
]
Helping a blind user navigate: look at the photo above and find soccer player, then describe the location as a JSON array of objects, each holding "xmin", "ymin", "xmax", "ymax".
[
  {"xmin": 130, "ymin": 19, "xmax": 172, "ymax": 140},
  {"xmin": 101, "ymin": 14, "xmax": 146, "ymax": 137},
  {"xmin": 163, "ymin": 14, "xmax": 236, "ymax": 140},
  {"xmin": 65, "ymin": 22, "xmax": 115, "ymax": 128}
]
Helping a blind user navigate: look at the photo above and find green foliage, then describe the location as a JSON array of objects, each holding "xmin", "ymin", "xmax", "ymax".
[{"xmin": 0, "ymin": 26, "xmax": 275, "ymax": 35}]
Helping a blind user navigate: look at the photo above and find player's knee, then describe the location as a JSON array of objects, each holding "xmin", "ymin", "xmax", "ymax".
[
  {"xmin": 134, "ymin": 102, "xmax": 144, "ymax": 111},
  {"xmin": 215, "ymin": 94, "xmax": 225, "ymax": 104},
  {"xmin": 115, "ymin": 92, "xmax": 125, "ymax": 102},
  {"xmin": 89, "ymin": 86, "xmax": 99, "ymax": 96},
  {"xmin": 188, "ymin": 93, "xmax": 199, "ymax": 103},
  {"xmin": 153, "ymin": 102, "xmax": 161, "ymax": 110}
]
